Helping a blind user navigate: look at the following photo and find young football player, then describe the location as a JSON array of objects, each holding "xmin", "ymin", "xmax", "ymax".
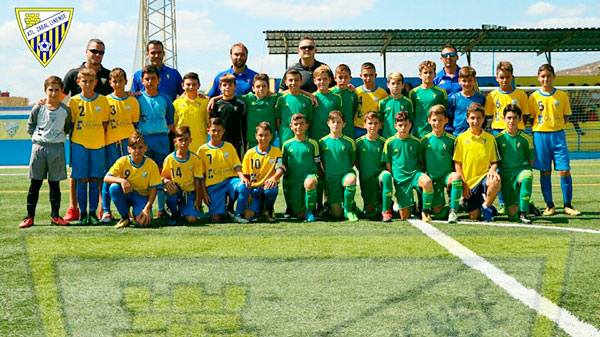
[
  {"xmin": 276, "ymin": 70, "xmax": 314, "ymax": 144},
  {"xmin": 209, "ymin": 74, "xmax": 246, "ymax": 158},
  {"xmin": 311, "ymin": 65, "xmax": 343, "ymax": 142},
  {"xmin": 353, "ymin": 62, "xmax": 388, "ymax": 138},
  {"xmin": 409, "ymin": 61, "xmax": 448, "ymax": 138},
  {"xmin": 448, "ymin": 66, "xmax": 485, "ymax": 136},
  {"xmin": 172, "ymin": 72, "xmax": 209, "ymax": 153},
  {"xmin": 331, "ymin": 64, "xmax": 358, "ymax": 138},
  {"xmin": 379, "ymin": 72, "xmax": 414, "ymax": 139}
]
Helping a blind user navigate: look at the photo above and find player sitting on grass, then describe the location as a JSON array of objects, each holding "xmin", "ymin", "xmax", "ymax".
[
  {"xmin": 104, "ymin": 131, "xmax": 161, "ymax": 229},
  {"xmin": 420, "ymin": 105, "xmax": 463, "ymax": 223},
  {"xmin": 495, "ymin": 104, "xmax": 534, "ymax": 224},
  {"xmin": 19, "ymin": 76, "xmax": 72, "ymax": 228},
  {"xmin": 197, "ymin": 118, "xmax": 250, "ymax": 223},
  {"xmin": 101, "ymin": 68, "xmax": 140, "ymax": 223},
  {"xmin": 331, "ymin": 64, "xmax": 358, "ymax": 138},
  {"xmin": 69, "ymin": 68, "xmax": 110, "ymax": 225},
  {"xmin": 448, "ymin": 66, "xmax": 485, "ymax": 136},
  {"xmin": 281, "ymin": 114, "xmax": 320, "ymax": 222},
  {"xmin": 161, "ymin": 126, "xmax": 208, "ymax": 225},
  {"xmin": 237, "ymin": 122, "xmax": 285, "ymax": 222},
  {"xmin": 355, "ymin": 111, "xmax": 393, "ymax": 221},
  {"xmin": 354, "ymin": 62, "xmax": 388, "ymax": 138},
  {"xmin": 409, "ymin": 61, "xmax": 448, "ymax": 138},
  {"xmin": 529, "ymin": 64, "xmax": 581, "ymax": 216},
  {"xmin": 319, "ymin": 110, "xmax": 359, "ymax": 222},
  {"xmin": 136, "ymin": 65, "xmax": 175, "ymax": 221},
  {"xmin": 276, "ymin": 69, "xmax": 314, "ymax": 145},
  {"xmin": 173, "ymin": 72, "xmax": 208, "ymax": 154},
  {"xmin": 454, "ymin": 103, "xmax": 501, "ymax": 221},
  {"xmin": 382, "ymin": 111, "xmax": 434, "ymax": 221},
  {"xmin": 311, "ymin": 65, "xmax": 343, "ymax": 142},
  {"xmin": 379, "ymin": 72, "xmax": 414, "ymax": 139}
]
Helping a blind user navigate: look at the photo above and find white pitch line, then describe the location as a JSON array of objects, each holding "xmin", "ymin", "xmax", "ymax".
[
  {"xmin": 433, "ymin": 220, "xmax": 600, "ymax": 235},
  {"xmin": 0, "ymin": 173, "xmax": 28, "ymax": 176},
  {"xmin": 409, "ymin": 219, "xmax": 600, "ymax": 337}
]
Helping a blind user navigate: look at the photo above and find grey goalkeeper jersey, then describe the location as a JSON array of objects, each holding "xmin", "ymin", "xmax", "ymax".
[{"xmin": 27, "ymin": 103, "xmax": 71, "ymax": 143}]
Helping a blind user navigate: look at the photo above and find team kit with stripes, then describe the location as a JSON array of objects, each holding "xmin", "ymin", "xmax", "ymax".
[{"xmin": 19, "ymin": 40, "xmax": 582, "ymax": 229}]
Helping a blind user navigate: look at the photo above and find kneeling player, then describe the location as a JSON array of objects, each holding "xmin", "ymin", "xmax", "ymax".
[
  {"xmin": 282, "ymin": 114, "xmax": 320, "ymax": 222},
  {"xmin": 197, "ymin": 118, "xmax": 250, "ymax": 223},
  {"xmin": 238, "ymin": 122, "xmax": 284, "ymax": 222},
  {"xmin": 104, "ymin": 132, "xmax": 161, "ymax": 228},
  {"xmin": 420, "ymin": 105, "xmax": 463, "ymax": 223},
  {"xmin": 496, "ymin": 104, "xmax": 534, "ymax": 223},
  {"xmin": 355, "ymin": 111, "xmax": 393, "ymax": 221},
  {"xmin": 454, "ymin": 103, "xmax": 501, "ymax": 221},
  {"xmin": 382, "ymin": 111, "xmax": 434, "ymax": 221},
  {"xmin": 162, "ymin": 126, "xmax": 208, "ymax": 225}
]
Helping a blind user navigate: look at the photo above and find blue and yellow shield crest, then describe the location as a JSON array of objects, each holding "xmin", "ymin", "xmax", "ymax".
[{"xmin": 15, "ymin": 8, "xmax": 73, "ymax": 67}]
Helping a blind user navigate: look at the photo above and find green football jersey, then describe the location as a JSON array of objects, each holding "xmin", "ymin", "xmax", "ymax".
[
  {"xmin": 409, "ymin": 86, "xmax": 448, "ymax": 138},
  {"xmin": 310, "ymin": 91, "xmax": 342, "ymax": 142},
  {"xmin": 282, "ymin": 137, "xmax": 320, "ymax": 182},
  {"xmin": 378, "ymin": 95, "xmax": 414, "ymax": 139},
  {"xmin": 495, "ymin": 130, "xmax": 535, "ymax": 173},
  {"xmin": 276, "ymin": 93, "xmax": 314, "ymax": 144},
  {"xmin": 356, "ymin": 135, "xmax": 386, "ymax": 181},
  {"xmin": 242, "ymin": 93, "xmax": 279, "ymax": 145},
  {"xmin": 319, "ymin": 135, "xmax": 356, "ymax": 179},
  {"xmin": 382, "ymin": 135, "xmax": 422, "ymax": 184},
  {"xmin": 420, "ymin": 132, "xmax": 455, "ymax": 180},
  {"xmin": 331, "ymin": 87, "xmax": 358, "ymax": 138}
]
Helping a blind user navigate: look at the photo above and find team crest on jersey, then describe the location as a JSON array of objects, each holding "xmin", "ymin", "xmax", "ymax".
[
  {"xmin": 15, "ymin": 8, "xmax": 73, "ymax": 67},
  {"xmin": 142, "ymin": 172, "xmax": 148, "ymax": 178},
  {"xmin": 517, "ymin": 142, "xmax": 521, "ymax": 148},
  {"xmin": 3, "ymin": 121, "xmax": 20, "ymax": 138},
  {"xmin": 512, "ymin": 99, "xmax": 518, "ymax": 104},
  {"xmin": 95, "ymin": 106, "xmax": 101, "ymax": 112},
  {"xmin": 224, "ymin": 152, "xmax": 229, "ymax": 158},
  {"xmin": 269, "ymin": 159, "xmax": 275, "ymax": 164}
]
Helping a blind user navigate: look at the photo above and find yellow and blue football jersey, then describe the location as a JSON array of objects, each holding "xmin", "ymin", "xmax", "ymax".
[
  {"xmin": 107, "ymin": 155, "xmax": 162, "ymax": 196},
  {"xmin": 69, "ymin": 93, "xmax": 110, "ymax": 149},
  {"xmin": 161, "ymin": 151, "xmax": 205, "ymax": 192},
  {"xmin": 484, "ymin": 88, "xmax": 530, "ymax": 130},
  {"xmin": 528, "ymin": 89, "xmax": 571, "ymax": 132},
  {"xmin": 196, "ymin": 141, "xmax": 241, "ymax": 186},
  {"xmin": 106, "ymin": 94, "xmax": 140, "ymax": 145},
  {"xmin": 173, "ymin": 94, "xmax": 209, "ymax": 153},
  {"xmin": 242, "ymin": 146, "xmax": 284, "ymax": 188}
]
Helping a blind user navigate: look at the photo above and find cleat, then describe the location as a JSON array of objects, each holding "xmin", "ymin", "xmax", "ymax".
[
  {"xmin": 89, "ymin": 214, "xmax": 100, "ymax": 225},
  {"xmin": 519, "ymin": 213, "xmax": 532, "ymax": 224},
  {"xmin": 114, "ymin": 218, "xmax": 130, "ymax": 229},
  {"xmin": 283, "ymin": 207, "xmax": 293, "ymax": 219},
  {"xmin": 564, "ymin": 206, "xmax": 581, "ymax": 216},
  {"xmin": 100, "ymin": 212, "xmax": 113, "ymax": 223},
  {"xmin": 529, "ymin": 203, "xmax": 541, "ymax": 217},
  {"xmin": 497, "ymin": 205, "xmax": 506, "ymax": 215},
  {"xmin": 421, "ymin": 212, "xmax": 432, "ymax": 222},
  {"xmin": 63, "ymin": 207, "xmax": 80, "ymax": 222},
  {"xmin": 482, "ymin": 206, "xmax": 494, "ymax": 222},
  {"xmin": 233, "ymin": 215, "xmax": 250, "ymax": 224},
  {"xmin": 264, "ymin": 208, "xmax": 276, "ymax": 222},
  {"xmin": 448, "ymin": 210, "xmax": 458, "ymax": 223},
  {"xmin": 167, "ymin": 216, "xmax": 178, "ymax": 226},
  {"xmin": 542, "ymin": 207, "xmax": 555, "ymax": 216},
  {"xmin": 19, "ymin": 217, "xmax": 34, "ymax": 228},
  {"xmin": 345, "ymin": 210, "xmax": 359, "ymax": 222},
  {"xmin": 157, "ymin": 210, "xmax": 170, "ymax": 220},
  {"xmin": 381, "ymin": 210, "xmax": 393, "ymax": 222},
  {"xmin": 78, "ymin": 213, "xmax": 89, "ymax": 225},
  {"xmin": 305, "ymin": 210, "xmax": 315, "ymax": 222},
  {"xmin": 51, "ymin": 217, "xmax": 69, "ymax": 226}
]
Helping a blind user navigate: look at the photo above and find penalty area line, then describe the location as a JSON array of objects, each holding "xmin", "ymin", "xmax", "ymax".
[
  {"xmin": 409, "ymin": 219, "xmax": 600, "ymax": 337},
  {"xmin": 432, "ymin": 220, "xmax": 600, "ymax": 235}
]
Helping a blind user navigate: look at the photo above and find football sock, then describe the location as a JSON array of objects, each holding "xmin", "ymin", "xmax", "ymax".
[
  {"xmin": 450, "ymin": 180, "xmax": 462, "ymax": 210},
  {"xmin": 380, "ymin": 171, "xmax": 393, "ymax": 212},
  {"xmin": 166, "ymin": 193, "xmax": 179, "ymax": 216},
  {"xmin": 108, "ymin": 183, "xmax": 128, "ymax": 218},
  {"xmin": 305, "ymin": 187, "xmax": 317, "ymax": 211},
  {"xmin": 76, "ymin": 180, "xmax": 88, "ymax": 216},
  {"xmin": 101, "ymin": 182, "xmax": 111, "ymax": 213},
  {"xmin": 264, "ymin": 187, "xmax": 278, "ymax": 210},
  {"xmin": 343, "ymin": 184, "xmax": 356, "ymax": 212},
  {"xmin": 520, "ymin": 176, "xmax": 533, "ymax": 213},
  {"xmin": 88, "ymin": 180, "xmax": 99, "ymax": 215},
  {"xmin": 26, "ymin": 179, "xmax": 43, "ymax": 218},
  {"xmin": 235, "ymin": 186, "xmax": 250, "ymax": 216},
  {"xmin": 422, "ymin": 190, "xmax": 434, "ymax": 212},
  {"xmin": 49, "ymin": 180, "xmax": 61, "ymax": 218},
  {"xmin": 560, "ymin": 175, "xmax": 573, "ymax": 206},
  {"xmin": 157, "ymin": 190, "xmax": 166, "ymax": 212},
  {"xmin": 540, "ymin": 175, "xmax": 553, "ymax": 205}
]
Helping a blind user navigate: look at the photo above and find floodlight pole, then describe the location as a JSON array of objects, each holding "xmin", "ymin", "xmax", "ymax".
[{"xmin": 138, "ymin": 0, "xmax": 178, "ymax": 68}]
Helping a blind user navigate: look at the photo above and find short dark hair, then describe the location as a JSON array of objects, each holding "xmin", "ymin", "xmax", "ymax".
[
  {"xmin": 285, "ymin": 69, "xmax": 303, "ymax": 81},
  {"xmin": 230, "ymin": 42, "xmax": 248, "ymax": 55},
  {"xmin": 255, "ymin": 121, "xmax": 273, "ymax": 134},
  {"xmin": 335, "ymin": 64, "xmax": 351, "ymax": 75},
  {"xmin": 441, "ymin": 44, "xmax": 457, "ymax": 54},
  {"xmin": 174, "ymin": 126, "xmax": 191, "ymax": 138},
  {"xmin": 496, "ymin": 61, "xmax": 513, "ymax": 75},
  {"xmin": 538, "ymin": 64, "xmax": 555, "ymax": 75},
  {"xmin": 146, "ymin": 40, "xmax": 164, "ymax": 52},
  {"xmin": 182, "ymin": 72, "xmax": 200, "ymax": 83},
  {"xmin": 291, "ymin": 113, "xmax": 306, "ymax": 122},
  {"xmin": 253, "ymin": 73, "xmax": 269, "ymax": 84},
  {"xmin": 364, "ymin": 111, "xmax": 381, "ymax": 121},
  {"xmin": 361, "ymin": 62, "xmax": 376, "ymax": 72},
  {"xmin": 44, "ymin": 76, "xmax": 64, "ymax": 90},
  {"xmin": 128, "ymin": 131, "xmax": 146, "ymax": 147},
  {"xmin": 110, "ymin": 67, "xmax": 127, "ymax": 81},
  {"xmin": 328, "ymin": 110, "xmax": 344, "ymax": 122},
  {"xmin": 429, "ymin": 104, "xmax": 447, "ymax": 118},
  {"xmin": 142, "ymin": 65, "xmax": 159, "ymax": 77},
  {"xmin": 219, "ymin": 73, "xmax": 236, "ymax": 86},
  {"xmin": 503, "ymin": 104, "xmax": 522, "ymax": 118},
  {"xmin": 467, "ymin": 103, "xmax": 485, "ymax": 117},
  {"xmin": 87, "ymin": 38, "xmax": 104, "ymax": 48},
  {"xmin": 395, "ymin": 111, "xmax": 410, "ymax": 123},
  {"xmin": 207, "ymin": 117, "xmax": 224, "ymax": 128}
]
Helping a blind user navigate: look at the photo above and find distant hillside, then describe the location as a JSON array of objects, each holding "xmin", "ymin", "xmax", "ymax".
[{"xmin": 557, "ymin": 61, "xmax": 600, "ymax": 76}]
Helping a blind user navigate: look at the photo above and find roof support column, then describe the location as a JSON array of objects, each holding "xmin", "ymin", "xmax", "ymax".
[
  {"xmin": 466, "ymin": 51, "xmax": 471, "ymax": 66},
  {"xmin": 545, "ymin": 51, "xmax": 551, "ymax": 64}
]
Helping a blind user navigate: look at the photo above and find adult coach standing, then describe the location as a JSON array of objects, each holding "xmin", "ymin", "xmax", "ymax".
[
  {"xmin": 207, "ymin": 42, "xmax": 258, "ymax": 97},
  {"xmin": 131, "ymin": 40, "xmax": 183, "ymax": 101},
  {"xmin": 63, "ymin": 38, "xmax": 112, "ymax": 96},
  {"xmin": 62, "ymin": 38, "xmax": 112, "ymax": 222},
  {"xmin": 278, "ymin": 37, "xmax": 330, "ymax": 93},
  {"xmin": 433, "ymin": 45, "xmax": 462, "ymax": 97}
]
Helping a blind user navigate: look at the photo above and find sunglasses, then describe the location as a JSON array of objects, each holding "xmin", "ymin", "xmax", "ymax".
[
  {"xmin": 441, "ymin": 52, "xmax": 457, "ymax": 58},
  {"xmin": 299, "ymin": 45, "xmax": 315, "ymax": 51},
  {"xmin": 88, "ymin": 49, "xmax": 105, "ymax": 55}
]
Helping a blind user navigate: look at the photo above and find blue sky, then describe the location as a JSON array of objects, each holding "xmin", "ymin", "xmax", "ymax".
[{"xmin": 1, "ymin": 0, "xmax": 599, "ymax": 102}]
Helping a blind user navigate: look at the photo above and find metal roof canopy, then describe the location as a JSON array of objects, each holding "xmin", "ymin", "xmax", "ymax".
[{"xmin": 264, "ymin": 27, "xmax": 600, "ymax": 74}]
